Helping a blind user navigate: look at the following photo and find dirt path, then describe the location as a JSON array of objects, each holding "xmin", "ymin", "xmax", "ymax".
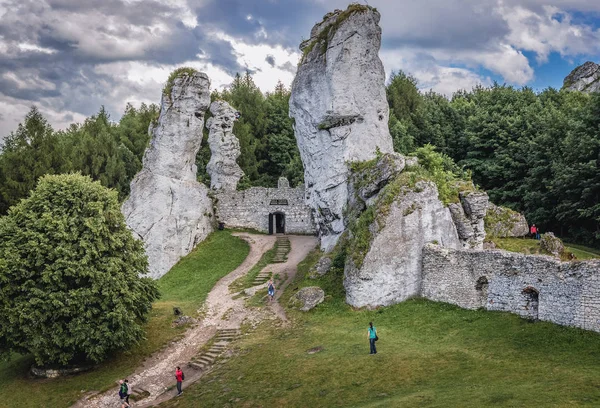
[{"xmin": 72, "ymin": 233, "xmax": 316, "ymax": 408}]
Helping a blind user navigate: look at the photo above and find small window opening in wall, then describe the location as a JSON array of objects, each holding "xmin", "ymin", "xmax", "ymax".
[
  {"xmin": 522, "ymin": 287, "xmax": 539, "ymax": 320},
  {"xmin": 475, "ymin": 276, "xmax": 488, "ymax": 307}
]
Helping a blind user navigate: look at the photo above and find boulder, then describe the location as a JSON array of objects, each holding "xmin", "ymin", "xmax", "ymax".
[
  {"xmin": 309, "ymin": 256, "xmax": 332, "ymax": 278},
  {"xmin": 344, "ymin": 180, "xmax": 461, "ymax": 307},
  {"xmin": 122, "ymin": 71, "xmax": 214, "ymax": 279},
  {"xmin": 290, "ymin": 287, "xmax": 325, "ymax": 311},
  {"xmin": 563, "ymin": 61, "xmax": 600, "ymax": 93},
  {"xmin": 290, "ymin": 5, "xmax": 394, "ymax": 251},
  {"xmin": 348, "ymin": 153, "xmax": 405, "ymax": 211},
  {"xmin": 484, "ymin": 203, "xmax": 529, "ymax": 238},
  {"xmin": 206, "ymin": 100, "xmax": 244, "ymax": 191},
  {"xmin": 540, "ymin": 232, "xmax": 565, "ymax": 258}
]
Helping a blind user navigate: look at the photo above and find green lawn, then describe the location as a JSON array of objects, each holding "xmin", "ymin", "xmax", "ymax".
[
  {"xmin": 0, "ymin": 230, "xmax": 249, "ymax": 408},
  {"xmin": 160, "ymin": 248, "xmax": 600, "ymax": 408},
  {"xmin": 491, "ymin": 237, "xmax": 600, "ymax": 261}
]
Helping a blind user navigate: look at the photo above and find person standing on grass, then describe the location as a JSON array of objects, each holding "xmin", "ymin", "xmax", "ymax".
[
  {"xmin": 368, "ymin": 322, "xmax": 378, "ymax": 355},
  {"xmin": 118, "ymin": 380, "xmax": 130, "ymax": 408},
  {"xmin": 175, "ymin": 366, "xmax": 184, "ymax": 396},
  {"xmin": 530, "ymin": 224, "xmax": 537, "ymax": 239},
  {"xmin": 267, "ymin": 279, "xmax": 275, "ymax": 302}
]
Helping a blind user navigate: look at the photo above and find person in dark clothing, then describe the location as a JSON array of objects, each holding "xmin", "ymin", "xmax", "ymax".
[
  {"xmin": 175, "ymin": 366, "xmax": 184, "ymax": 396},
  {"xmin": 367, "ymin": 322, "xmax": 377, "ymax": 354}
]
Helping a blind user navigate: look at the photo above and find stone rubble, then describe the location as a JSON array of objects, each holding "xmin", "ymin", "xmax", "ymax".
[
  {"xmin": 206, "ymin": 100, "xmax": 244, "ymax": 191},
  {"xmin": 122, "ymin": 71, "xmax": 213, "ymax": 279}
]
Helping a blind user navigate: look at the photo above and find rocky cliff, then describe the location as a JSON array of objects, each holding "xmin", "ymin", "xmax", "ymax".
[
  {"xmin": 449, "ymin": 191, "xmax": 488, "ymax": 249},
  {"xmin": 289, "ymin": 4, "xmax": 394, "ymax": 251},
  {"xmin": 122, "ymin": 71, "xmax": 214, "ymax": 279},
  {"xmin": 206, "ymin": 100, "xmax": 244, "ymax": 191},
  {"xmin": 563, "ymin": 61, "xmax": 600, "ymax": 93}
]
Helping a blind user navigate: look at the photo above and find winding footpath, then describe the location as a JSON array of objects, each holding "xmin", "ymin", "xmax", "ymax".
[{"xmin": 72, "ymin": 233, "xmax": 317, "ymax": 408}]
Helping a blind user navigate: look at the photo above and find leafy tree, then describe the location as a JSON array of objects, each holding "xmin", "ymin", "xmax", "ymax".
[{"xmin": 0, "ymin": 173, "xmax": 160, "ymax": 367}]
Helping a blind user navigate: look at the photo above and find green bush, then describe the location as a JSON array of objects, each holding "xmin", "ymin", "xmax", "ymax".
[{"xmin": 0, "ymin": 173, "xmax": 160, "ymax": 367}]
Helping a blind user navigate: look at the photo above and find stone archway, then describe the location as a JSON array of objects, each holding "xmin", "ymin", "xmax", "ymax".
[
  {"xmin": 522, "ymin": 287, "xmax": 539, "ymax": 320},
  {"xmin": 269, "ymin": 212, "xmax": 286, "ymax": 234},
  {"xmin": 475, "ymin": 276, "xmax": 489, "ymax": 308}
]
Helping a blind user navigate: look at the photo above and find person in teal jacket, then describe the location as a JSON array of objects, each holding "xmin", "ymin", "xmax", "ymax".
[{"xmin": 367, "ymin": 322, "xmax": 377, "ymax": 354}]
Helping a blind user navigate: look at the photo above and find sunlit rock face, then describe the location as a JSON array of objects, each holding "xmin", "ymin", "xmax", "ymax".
[
  {"xmin": 289, "ymin": 5, "xmax": 393, "ymax": 251},
  {"xmin": 122, "ymin": 72, "xmax": 214, "ymax": 279}
]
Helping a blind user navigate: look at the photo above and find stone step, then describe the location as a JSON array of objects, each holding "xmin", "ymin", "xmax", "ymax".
[
  {"xmin": 197, "ymin": 356, "xmax": 215, "ymax": 365},
  {"xmin": 218, "ymin": 329, "xmax": 240, "ymax": 333},
  {"xmin": 131, "ymin": 387, "xmax": 149, "ymax": 396},
  {"xmin": 188, "ymin": 362, "xmax": 204, "ymax": 370},
  {"xmin": 205, "ymin": 352, "xmax": 220, "ymax": 358}
]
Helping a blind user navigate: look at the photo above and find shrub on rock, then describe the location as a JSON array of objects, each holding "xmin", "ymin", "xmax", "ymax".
[
  {"xmin": 0, "ymin": 173, "xmax": 160, "ymax": 367},
  {"xmin": 540, "ymin": 232, "xmax": 565, "ymax": 258}
]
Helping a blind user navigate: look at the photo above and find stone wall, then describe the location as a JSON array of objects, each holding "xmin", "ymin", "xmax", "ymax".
[
  {"xmin": 422, "ymin": 244, "xmax": 600, "ymax": 332},
  {"xmin": 215, "ymin": 183, "xmax": 315, "ymax": 235}
]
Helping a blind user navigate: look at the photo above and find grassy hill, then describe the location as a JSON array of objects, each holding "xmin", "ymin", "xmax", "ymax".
[
  {"xmin": 0, "ymin": 231, "xmax": 249, "ymax": 408},
  {"xmin": 160, "ymin": 247, "xmax": 600, "ymax": 408}
]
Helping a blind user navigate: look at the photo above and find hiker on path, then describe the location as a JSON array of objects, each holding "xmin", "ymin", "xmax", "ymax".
[
  {"xmin": 125, "ymin": 379, "xmax": 132, "ymax": 405},
  {"xmin": 367, "ymin": 322, "xmax": 378, "ymax": 355},
  {"xmin": 175, "ymin": 366, "xmax": 184, "ymax": 396},
  {"xmin": 118, "ymin": 380, "xmax": 130, "ymax": 408},
  {"xmin": 267, "ymin": 279, "xmax": 275, "ymax": 302}
]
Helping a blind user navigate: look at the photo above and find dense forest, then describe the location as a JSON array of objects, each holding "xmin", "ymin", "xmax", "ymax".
[{"xmin": 1, "ymin": 71, "xmax": 599, "ymax": 248}]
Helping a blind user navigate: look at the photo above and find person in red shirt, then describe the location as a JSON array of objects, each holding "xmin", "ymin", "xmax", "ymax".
[
  {"xmin": 175, "ymin": 366, "xmax": 184, "ymax": 396},
  {"xmin": 530, "ymin": 224, "xmax": 537, "ymax": 239}
]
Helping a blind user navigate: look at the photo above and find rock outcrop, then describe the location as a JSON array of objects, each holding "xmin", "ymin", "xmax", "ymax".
[
  {"xmin": 484, "ymin": 203, "xmax": 529, "ymax": 238},
  {"xmin": 289, "ymin": 5, "xmax": 394, "ymax": 251},
  {"xmin": 122, "ymin": 71, "xmax": 213, "ymax": 279},
  {"xmin": 290, "ymin": 287, "xmax": 325, "ymax": 311},
  {"xmin": 308, "ymin": 256, "xmax": 332, "ymax": 279},
  {"xmin": 541, "ymin": 232, "xmax": 565, "ymax": 258},
  {"xmin": 206, "ymin": 100, "xmax": 244, "ymax": 191},
  {"xmin": 563, "ymin": 61, "xmax": 600, "ymax": 93},
  {"xmin": 449, "ymin": 191, "xmax": 488, "ymax": 249},
  {"xmin": 344, "ymin": 180, "xmax": 461, "ymax": 308}
]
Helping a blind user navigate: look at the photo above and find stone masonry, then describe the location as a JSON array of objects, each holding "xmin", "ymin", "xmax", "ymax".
[
  {"xmin": 422, "ymin": 244, "xmax": 600, "ymax": 333},
  {"xmin": 215, "ymin": 178, "xmax": 315, "ymax": 235}
]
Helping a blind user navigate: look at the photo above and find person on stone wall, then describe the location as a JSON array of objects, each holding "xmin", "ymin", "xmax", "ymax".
[
  {"xmin": 267, "ymin": 279, "xmax": 276, "ymax": 302},
  {"xmin": 367, "ymin": 322, "xmax": 378, "ymax": 354}
]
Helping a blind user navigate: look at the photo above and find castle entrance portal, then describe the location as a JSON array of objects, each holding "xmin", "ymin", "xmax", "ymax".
[{"xmin": 269, "ymin": 212, "xmax": 285, "ymax": 235}]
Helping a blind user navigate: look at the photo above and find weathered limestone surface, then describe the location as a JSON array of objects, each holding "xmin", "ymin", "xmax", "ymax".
[
  {"xmin": 309, "ymin": 257, "xmax": 332, "ymax": 279},
  {"xmin": 540, "ymin": 232, "xmax": 565, "ymax": 258},
  {"xmin": 290, "ymin": 286, "xmax": 325, "ymax": 311},
  {"xmin": 564, "ymin": 61, "xmax": 600, "ymax": 93},
  {"xmin": 344, "ymin": 181, "xmax": 461, "ymax": 308},
  {"xmin": 215, "ymin": 180, "xmax": 315, "ymax": 235},
  {"xmin": 484, "ymin": 202, "xmax": 529, "ymax": 238},
  {"xmin": 422, "ymin": 244, "xmax": 600, "ymax": 332},
  {"xmin": 290, "ymin": 5, "xmax": 394, "ymax": 251},
  {"xmin": 206, "ymin": 100, "xmax": 243, "ymax": 191},
  {"xmin": 122, "ymin": 72, "xmax": 213, "ymax": 279},
  {"xmin": 449, "ymin": 191, "xmax": 488, "ymax": 249}
]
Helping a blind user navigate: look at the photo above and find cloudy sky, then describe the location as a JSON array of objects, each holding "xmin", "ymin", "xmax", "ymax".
[{"xmin": 1, "ymin": 0, "xmax": 600, "ymax": 136}]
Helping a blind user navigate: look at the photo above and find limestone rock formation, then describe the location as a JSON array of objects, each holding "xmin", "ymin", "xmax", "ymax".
[
  {"xmin": 309, "ymin": 257, "xmax": 332, "ymax": 279},
  {"xmin": 206, "ymin": 100, "xmax": 244, "ymax": 191},
  {"xmin": 290, "ymin": 5, "xmax": 394, "ymax": 251},
  {"xmin": 122, "ymin": 71, "xmax": 214, "ymax": 279},
  {"xmin": 485, "ymin": 203, "xmax": 529, "ymax": 238},
  {"xmin": 348, "ymin": 153, "xmax": 405, "ymax": 211},
  {"xmin": 563, "ymin": 61, "xmax": 600, "ymax": 93},
  {"xmin": 541, "ymin": 232, "xmax": 565, "ymax": 258},
  {"xmin": 290, "ymin": 287, "xmax": 325, "ymax": 311},
  {"xmin": 449, "ymin": 191, "xmax": 488, "ymax": 249},
  {"xmin": 344, "ymin": 181, "xmax": 461, "ymax": 308}
]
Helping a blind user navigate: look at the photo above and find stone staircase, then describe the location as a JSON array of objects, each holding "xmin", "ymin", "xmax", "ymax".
[
  {"xmin": 187, "ymin": 329, "xmax": 241, "ymax": 371},
  {"xmin": 129, "ymin": 387, "xmax": 151, "ymax": 402},
  {"xmin": 252, "ymin": 270, "xmax": 272, "ymax": 286},
  {"xmin": 272, "ymin": 236, "xmax": 290, "ymax": 263}
]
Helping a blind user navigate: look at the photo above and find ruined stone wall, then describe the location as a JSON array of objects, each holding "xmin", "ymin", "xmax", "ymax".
[
  {"xmin": 215, "ymin": 185, "xmax": 315, "ymax": 235},
  {"xmin": 422, "ymin": 244, "xmax": 600, "ymax": 332}
]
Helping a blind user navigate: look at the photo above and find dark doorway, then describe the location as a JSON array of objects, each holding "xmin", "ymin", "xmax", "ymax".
[
  {"xmin": 475, "ymin": 276, "xmax": 489, "ymax": 308},
  {"xmin": 522, "ymin": 287, "xmax": 539, "ymax": 320},
  {"xmin": 268, "ymin": 213, "xmax": 285, "ymax": 235}
]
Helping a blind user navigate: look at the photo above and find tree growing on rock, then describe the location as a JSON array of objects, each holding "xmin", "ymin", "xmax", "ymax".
[{"xmin": 0, "ymin": 173, "xmax": 160, "ymax": 367}]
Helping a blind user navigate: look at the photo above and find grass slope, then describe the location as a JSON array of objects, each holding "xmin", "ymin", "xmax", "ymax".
[
  {"xmin": 491, "ymin": 237, "xmax": 600, "ymax": 261},
  {"xmin": 0, "ymin": 231, "xmax": 249, "ymax": 408},
  {"xmin": 161, "ymin": 247, "xmax": 600, "ymax": 408}
]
